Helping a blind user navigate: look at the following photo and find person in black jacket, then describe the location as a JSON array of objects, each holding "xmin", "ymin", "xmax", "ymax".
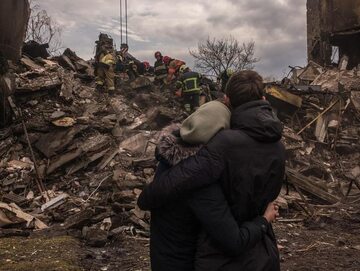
[
  {"xmin": 176, "ymin": 66, "xmax": 202, "ymax": 113},
  {"xmin": 153, "ymin": 51, "xmax": 168, "ymax": 85},
  {"xmin": 138, "ymin": 70, "xmax": 286, "ymax": 271},
  {"xmin": 140, "ymin": 100, "xmax": 280, "ymax": 271}
]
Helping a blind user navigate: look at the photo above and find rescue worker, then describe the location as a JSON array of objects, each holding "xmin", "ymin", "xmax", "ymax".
[
  {"xmin": 117, "ymin": 43, "xmax": 137, "ymax": 80},
  {"xmin": 219, "ymin": 68, "xmax": 234, "ymax": 92},
  {"xmin": 96, "ymin": 47, "xmax": 116, "ymax": 92},
  {"xmin": 153, "ymin": 51, "xmax": 168, "ymax": 85},
  {"xmin": 176, "ymin": 65, "xmax": 202, "ymax": 113},
  {"xmin": 163, "ymin": 56, "xmax": 186, "ymax": 84}
]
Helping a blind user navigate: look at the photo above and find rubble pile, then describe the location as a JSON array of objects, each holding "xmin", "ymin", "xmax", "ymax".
[
  {"xmin": 266, "ymin": 62, "xmax": 360, "ymax": 212},
  {"xmin": 0, "ymin": 50, "xmax": 183, "ymax": 245},
  {"xmin": 1, "ymin": 47, "xmax": 360, "ymax": 246}
]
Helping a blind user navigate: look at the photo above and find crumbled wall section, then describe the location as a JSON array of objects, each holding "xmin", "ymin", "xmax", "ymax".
[
  {"xmin": 331, "ymin": 0, "xmax": 360, "ymax": 32},
  {"xmin": 0, "ymin": 0, "xmax": 30, "ymax": 61},
  {"xmin": 307, "ymin": 0, "xmax": 360, "ymax": 68}
]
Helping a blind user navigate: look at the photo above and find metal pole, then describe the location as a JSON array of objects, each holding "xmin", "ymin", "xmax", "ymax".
[
  {"xmin": 19, "ymin": 109, "xmax": 46, "ymax": 195},
  {"xmin": 120, "ymin": 0, "xmax": 123, "ymax": 44},
  {"xmin": 125, "ymin": 0, "xmax": 128, "ymax": 44}
]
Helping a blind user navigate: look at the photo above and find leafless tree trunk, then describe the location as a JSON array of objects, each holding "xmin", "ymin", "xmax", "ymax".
[
  {"xmin": 26, "ymin": 0, "xmax": 63, "ymax": 55},
  {"xmin": 190, "ymin": 36, "xmax": 259, "ymax": 77}
]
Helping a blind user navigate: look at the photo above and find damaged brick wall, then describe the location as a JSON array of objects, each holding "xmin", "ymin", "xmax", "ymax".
[
  {"xmin": 0, "ymin": 0, "xmax": 30, "ymax": 61},
  {"xmin": 307, "ymin": 0, "xmax": 360, "ymax": 68}
]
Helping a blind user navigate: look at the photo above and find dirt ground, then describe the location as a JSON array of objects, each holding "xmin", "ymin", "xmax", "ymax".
[
  {"xmin": 104, "ymin": 208, "xmax": 360, "ymax": 271},
  {"xmin": 2, "ymin": 204, "xmax": 360, "ymax": 271}
]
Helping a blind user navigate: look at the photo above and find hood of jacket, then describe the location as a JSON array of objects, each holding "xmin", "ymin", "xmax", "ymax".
[
  {"xmin": 156, "ymin": 125, "xmax": 201, "ymax": 167},
  {"xmin": 231, "ymin": 100, "xmax": 283, "ymax": 143}
]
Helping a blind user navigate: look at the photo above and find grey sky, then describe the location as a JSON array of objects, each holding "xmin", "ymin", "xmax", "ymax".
[{"xmin": 39, "ymin": 0, "xmax": 308, "ymax": 78}]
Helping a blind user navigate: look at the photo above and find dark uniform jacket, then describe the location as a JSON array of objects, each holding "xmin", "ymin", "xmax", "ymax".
[
  {"xmin": 144, "ymin": 126, "xmax": 272, "ymax": 271},
  {"xmin": 138, "ymin": 100, "xmax": 286, "ymax": 271},
  {"xmin": 176, "ymin": 71, "xmax": 202, "ymax": 94},
  {"xmin": 154, "ymin": 59, "xmax": 168, "ymax": 80}
]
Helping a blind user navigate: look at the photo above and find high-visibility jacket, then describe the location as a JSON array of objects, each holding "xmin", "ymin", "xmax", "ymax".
[
  {"xmin": 154, "ymin": 59, "xmax": 168, "ymax": 80},
  {"xmin": 100, "ymin": 53, "xmax": 115, "ymax": 66},
  {"xmin": 176, "ymin": 71, "xmax": 202, "ymax": 94}
]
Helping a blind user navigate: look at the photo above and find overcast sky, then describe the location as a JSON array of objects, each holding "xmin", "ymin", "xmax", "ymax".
[{"xmin": 39, "ymin": 0, "xmax": 307, "ymax": 78}]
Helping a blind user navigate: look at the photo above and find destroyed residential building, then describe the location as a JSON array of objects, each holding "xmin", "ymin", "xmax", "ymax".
[
  {"xmin": 307, "ymin": 0, "xmax": 360, "ymax": 68},
  {"xmin": 0, "ymin": 1, "xmax": 360, "ymax": 270}
]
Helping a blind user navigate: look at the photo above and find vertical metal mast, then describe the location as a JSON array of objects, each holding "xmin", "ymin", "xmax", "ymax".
[{"xmin": 120, "ymin": 0, "xmax": 123, "ymax": 44}]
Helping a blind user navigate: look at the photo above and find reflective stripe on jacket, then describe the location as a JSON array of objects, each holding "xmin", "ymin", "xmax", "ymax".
[
  {"xmin": 100, "ymin": 53, "xmax": 115, "ymax": 66},
  {"xmin": 177, "ymin": 71, "xmax": 202, "ymax": 93}
]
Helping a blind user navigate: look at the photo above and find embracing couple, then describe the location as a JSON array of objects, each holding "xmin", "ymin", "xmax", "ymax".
[{"xmin": 138, "ymin": 70, "xmax": 286, "ymax": 271}]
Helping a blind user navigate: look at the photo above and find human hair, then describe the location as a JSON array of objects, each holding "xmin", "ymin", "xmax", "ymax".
[{"xmin": 225, "ymin": 70, "xmax": 264, "ymax": 108}]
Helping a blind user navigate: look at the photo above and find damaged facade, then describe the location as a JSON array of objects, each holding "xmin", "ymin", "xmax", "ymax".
[
  {"xmin": 0, "ymin": 1, "xmax": 360, "ymax": 269},
  {"xmin": 0, "ymin": 0, "xmax": 30, "ymax": 61},
  {"xmin": 307, "ymin": 0, "xmax": 360, "ymax": 68}
]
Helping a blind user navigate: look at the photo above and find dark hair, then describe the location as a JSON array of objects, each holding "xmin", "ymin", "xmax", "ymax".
[{"xmin": 225, "ymin": 70, "xmax": 264, "ymax": 108}]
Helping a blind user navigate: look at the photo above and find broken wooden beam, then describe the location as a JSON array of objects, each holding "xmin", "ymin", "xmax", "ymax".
[{"xmin": 286, "ymin": 168, "xmax": 341, "ymax": 204}]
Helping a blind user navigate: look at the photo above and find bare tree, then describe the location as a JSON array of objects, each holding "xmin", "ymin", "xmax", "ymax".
[
  {"xmin": 26, "ymin": 0, "xmax": 63, "ymax": 55},
  {"xmin": 190, "ymin": 36, "xmax": 259, "ymax": 77}
]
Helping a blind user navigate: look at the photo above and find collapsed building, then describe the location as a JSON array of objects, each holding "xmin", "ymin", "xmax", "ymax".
[
  {"xmin": 307, "ymin": 0, "xmax": 360, "ymax": 68},
  {"xmin": 0, "ymin": 2, "xmax": 359, "ymax": 265}
]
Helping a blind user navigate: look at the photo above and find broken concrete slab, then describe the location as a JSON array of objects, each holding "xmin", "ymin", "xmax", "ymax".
[
  {"xmin": 15, "ymin": 70, "xmax": 62, "ymax": 93},
  {"xmin": 35, "ymin": 125, "xmax": 87, "ymax": 158},
  {"xmin": 312, "ymin": 69, "xmax": 360, "ymax": 93},
  {"xmin": 20, "ymin": 56, "xmax": 44, "ymax": 71},
  {"xmin": 47, "ymin": 134, "xmax": 111, "ymax": 174},
  {"xmin": 63, "ymin": 209, "xmax": 95, "ymax": 229},
  {"xmin": 58, "ymin": 54, "xmax": 77, "ymax": 72},
  {"xmin": 130, "ymin": 76, "xmax": 152, "ymax": 89},
  {"xmin": 119, "ymin": 133, "xmax": 149, "ymax": 153},
  {"xmin": 41, "ymin": 193, "xmax": 69, "ymax": 212},
  {"xmin": 66, "ymin": 148, "xmax": 109, "ymax": 175},
  {"xmin": 82, "ymin": 227, "xmax": 108, "ymax": 247},
  {"xmin": 50, "ymin": 111, "xmax": 66, "ymax": 120}
]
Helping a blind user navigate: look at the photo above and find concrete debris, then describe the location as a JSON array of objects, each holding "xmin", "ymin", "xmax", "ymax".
[
  {"xmin": 278, "ymin": 58, "xmax": 360, "ymax": 210},
  {"xmin": 0, "ymin": 202, "xmax": 48, "ymax": 229},
  {"xmin": 82, "ymin": 226, "xmax": 108, "ymax": 247},
  {"xmin": 41, "ymin": 193, "xmax": 69, "ymax": 212},
  {"xmin": 1, "ymin": 20, "xmax": 358, "ymax": 249},
  {"xmin": 52, "ymin": 117, "xmax": 76, "ymax": 127},
  {"xmin": 0, "ymin": 44, "xmax": 181, "ymax": 243}
]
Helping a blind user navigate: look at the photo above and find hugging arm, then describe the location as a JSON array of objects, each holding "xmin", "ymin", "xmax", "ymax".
[
  {"xmin": 188, "ymin": 183, "xmax": 269, "ymax": 256},
  {"xmin": 138, "ymin": 144, "xmax": 225, "ymax": 210}
]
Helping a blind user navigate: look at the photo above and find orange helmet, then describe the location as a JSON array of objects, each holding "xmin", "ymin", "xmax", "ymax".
[{"xmin": 163, "ymin": 56, "xmax": 171, "ymax": 65}]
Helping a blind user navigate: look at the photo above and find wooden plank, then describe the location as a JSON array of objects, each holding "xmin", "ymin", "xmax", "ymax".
[{"xmin": 286, "ymin": 168, "xmax": 340, "ymax": 204}]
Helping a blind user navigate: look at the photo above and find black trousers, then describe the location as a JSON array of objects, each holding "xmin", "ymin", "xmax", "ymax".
[{"xmin": 182, "ymin": 92, "xmax": 200, "ymax": 113}]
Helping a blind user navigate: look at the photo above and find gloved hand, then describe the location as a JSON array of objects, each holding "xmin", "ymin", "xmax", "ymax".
[{"xmin": 175, "ymin": 89, "xmax": 182, "ymax": 97}]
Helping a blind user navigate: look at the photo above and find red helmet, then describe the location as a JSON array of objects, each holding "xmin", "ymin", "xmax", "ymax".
[
  {"xmin": 143, "ymin": 61, "xmax": 150, "ymax": 70},
  {"xmin": 163, "ymin": 56, "xmax": 171, "ymax": 65},
  {"xmin": 154, "ymin": 51, "xmax": 162, "ymax": 59}
]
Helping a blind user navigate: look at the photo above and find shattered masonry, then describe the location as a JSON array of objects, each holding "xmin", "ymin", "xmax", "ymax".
[{"xmin": 307, "ymin": 0, "xmax": 360, "ymax": 68}]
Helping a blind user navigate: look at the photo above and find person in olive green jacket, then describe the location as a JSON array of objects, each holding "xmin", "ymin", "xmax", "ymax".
[{"xmin": 96, "ymin": 48, "xmax": 116, "ymax": 92}]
